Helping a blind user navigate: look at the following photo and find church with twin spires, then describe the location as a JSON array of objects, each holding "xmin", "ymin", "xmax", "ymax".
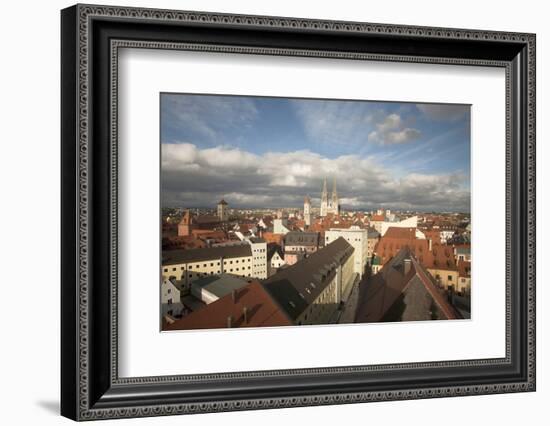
[
  {"xmin": 304, "ymin": 178, "xmax": 340, "ymax": 223},
  {"xmin": 320, "ymin": 177, "xmax": 340, "ymax": 217}
]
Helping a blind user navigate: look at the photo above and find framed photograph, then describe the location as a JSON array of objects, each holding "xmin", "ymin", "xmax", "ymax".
[{"xmin": 61, "ymin": 4, "xmax": 536, "ymax": 421}]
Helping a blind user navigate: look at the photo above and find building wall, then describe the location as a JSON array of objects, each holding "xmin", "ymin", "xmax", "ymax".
[
  {"xmin": 161, "ymin": 279, "xmax": 181, "ymax": 305},
  {"xmin": 325, "ymin": 228, "xmax": 368, "ymax": 277},
  {"xmin": 339, "ymin": 250, "xmax": 356, "ymax": 301},
  {"xmin": 296, "ymin": 276, "xmax": 339, "ymax": 325},
  {"xmin": 250, "ymin": 240, "xmax": 268, "ymax": 279},
  {"xmin": 367, "ymin": 236, "xmax": 378, "ymax": 263},
  {"xmin": 268, "ymin": 252, "xmax": 285, "ymax": 276},
  {"xmin": 161, "ymin": 279, "xmax": 184, "ymax": 318},
  {"xmin": 458, "ymin": 276, "xmax": 471, "ymax": 294},
  {"xmin": 162, "ymin": 255, "xmax": 253, "ymax": 287},
  {"xmin": 428, "ymin": 268, "xmax": 459, "ymax": 291},
  {"xmin": 273, "ymin": 218, "xmax": 290, "ymax": 234},
  {"xmin": 380, "ymin": 216, "xmax": 418, "ymax": 236}
]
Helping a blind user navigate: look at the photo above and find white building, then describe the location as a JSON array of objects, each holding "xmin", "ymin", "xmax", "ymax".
[
  {"xmin": 440, "ymin": 230, "xmax": 455, "ymax": 242},
  {"xmin": 248, "ymin": 237, "xmax": 268, "ymax": 279},
  {"xmin": 304, "ymin": 195, "xmax": 312, "ymax": 227},
  {"xmin": 320, "ymin": 177, "xmax": 339, "ymax": 217},
  {"xmin": 325, "ymin": 226, "xmax": 369, "ymax": 278},
  {"xmin": 273, "ymin": 218, "xmax": 291, "ymax": 234},
  {"xmin": 161, "ymin": 278, "xmax": 184, "ymax": 318},
  {"xmin": 380, "ymin": 215, "xmax": 421, "ymax": 237}
]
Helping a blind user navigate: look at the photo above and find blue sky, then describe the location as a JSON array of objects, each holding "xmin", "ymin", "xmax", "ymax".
[{"xmin": 160, "ymin": 93, "xmax": 470, "ymax": 212}]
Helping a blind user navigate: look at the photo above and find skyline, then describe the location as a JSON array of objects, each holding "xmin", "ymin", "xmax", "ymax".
[{"xmin": 161, "ymin": 93, "xmax": 471, "ymax": 212}]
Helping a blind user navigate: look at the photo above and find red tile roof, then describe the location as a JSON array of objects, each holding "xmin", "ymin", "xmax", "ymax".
[{"xmin": 163, "ymin": 281, "xmax": 292, "ymax": 331}]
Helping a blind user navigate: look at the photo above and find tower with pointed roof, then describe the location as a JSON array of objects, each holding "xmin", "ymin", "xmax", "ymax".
[
  {"xmin": 320, "ymin": 178, "xmax": 329, "ymax": 217},
  {"xmin": 217, "ymin": 199, "xmax": 229, "ymax": 222},
  {"xmin": 178, "ymin": 209, "xmax": 192, "ymax": 237},
  {"xmin": 330, "ymin": 177, "xmax": 340, "ymax": 215},
  {"xmin": 304, "ymin": 195, "xmax": 312, "ymax": 227}
]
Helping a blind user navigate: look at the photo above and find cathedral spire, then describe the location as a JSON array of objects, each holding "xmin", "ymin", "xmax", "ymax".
[
  {"xmin": 332, "ymin": 177, "xmax": 338, "ymax": 201},
  {"xmin": 320, "ymin": 178, "xmax": 329, "ymax": 217}
]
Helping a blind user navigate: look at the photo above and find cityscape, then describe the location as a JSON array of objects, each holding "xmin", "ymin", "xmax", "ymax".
[{"xmin": 160, "ymin": 94, "xmax": 471, "ymax": 331}]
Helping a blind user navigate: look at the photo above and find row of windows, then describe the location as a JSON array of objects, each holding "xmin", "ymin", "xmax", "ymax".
[{"xmin": 163, "ymin": 258, "xmax": 253, "ymax": 272}]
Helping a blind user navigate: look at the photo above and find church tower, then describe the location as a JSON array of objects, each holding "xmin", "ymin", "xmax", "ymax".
[
  {"xmin": 178, "ymin": 209, "xmax": 192, "ymax": 237},
  {"xmin": 320, "ymin": 178, "xmax": 329, "ymax": 217},
  {"xmin": 217, "ymin": 199, "xmax": 228, "ymax": 222},
  {"xmin": 304, "ymin": 195, "xmax": 312, "ymax": 227},
  {"xmin": 331, "ymin": 177, "xmax": 340, "ymax": 215}
]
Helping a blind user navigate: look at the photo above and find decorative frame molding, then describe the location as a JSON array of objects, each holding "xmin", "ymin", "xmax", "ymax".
[{"xmin": 61, "ymin": 4, "xmax": 536, "ymax": 421}]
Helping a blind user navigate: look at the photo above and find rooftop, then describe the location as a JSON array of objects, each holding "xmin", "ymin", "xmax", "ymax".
[
  {"xmin": 355, "ymin": 247, "xmax": 460, "ymax": 322},
  {"xmin": 263, "ymin": 237, "xmax": 354, "ymax": 320},
  {"xmin": 162, "ymin": 244, "xmax": 252, "ymax": 265},
  {"xmin": 191, "ymin": 273, "xmax": 251, "ymax": 299},
  {"xmin": 284, "ymin": 231, "xmax": 320, "ymax": 247},
  {"xmin": 164, "ymin": 281, "xmax": 292, "ymax": 330}
]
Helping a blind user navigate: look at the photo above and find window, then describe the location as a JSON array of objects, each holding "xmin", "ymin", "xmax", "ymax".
[
  {"xmin": 448, "ymin": 275, "xmax": 452, "ymax": 281},
  {"xmin": 167, "ymin": 289, "xmax": 171, "ymax": 294},
  {"xmin": 172, "ymin": 267, "xmax": 176, "ymax": 271},
  {"xmin": 210, "ymin": 263, "xmax": 214, "ymax": 267},
  {"xmin": 167, "ymin": 298, "xmax": 172, "ymax": 304},
  {"xmin": 163, "ymin": 268, "xmax": 168, "ymax": 272},
  {"xmin": 203, "ymin": 263, "xmax": 207, "ymax": 267},
  {"xmin": 189, "ymin": 265, "xmax": 193, "ymax": 269}
]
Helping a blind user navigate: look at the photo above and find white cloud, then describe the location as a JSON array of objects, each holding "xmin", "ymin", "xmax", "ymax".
[
  {"xmin": 161, "ymin": 143, "xmax": 470, "ymax": 212},
  {"xmin": 368, "ymin": 113, "xmax": 422, "ymax": 145}
]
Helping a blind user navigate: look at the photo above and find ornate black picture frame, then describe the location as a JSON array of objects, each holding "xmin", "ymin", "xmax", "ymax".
[{"xmin": 61, "ymin": 4, "xmax": 536, "ymax": 421}]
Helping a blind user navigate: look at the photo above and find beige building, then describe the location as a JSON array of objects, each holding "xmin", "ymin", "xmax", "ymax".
[
  {"xmin": 263, "ymin": 237, "xmax": 356, "ymax": 325},
  {"xmin": 248, "ymin": 237, "xmax": 268, "ymax": 279},
  {"xmin": 162, "ymin": 245, "xmax": 255, "ymax": 289},
  {"xmin": 325, "ymin": 226, "xmax": 369, "ymax": 278}
]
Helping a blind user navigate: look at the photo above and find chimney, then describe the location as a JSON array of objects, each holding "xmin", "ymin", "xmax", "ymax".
[
  {"xmin": 243, "ymin": 306, "xmax": 248, "ymax": 324},
  {"xmin": 227, "ymin": 315, "xmax": 233, "ymax": 328},
  {"xmin": 428, "ymin": 238, "xmax": 432, "ymax": 252},
  {"xmin": 231, "ymin": 289, "xmax": 237, "ymax": 303},
  {"xmin": 403, "ymin": 258, "xmax": 411, "ymax": 275}
]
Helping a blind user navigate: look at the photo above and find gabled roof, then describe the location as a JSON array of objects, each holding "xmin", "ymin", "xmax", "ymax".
[
  {"xmin": 355, "ymin": 247, "xmax": 460, "ymax": 322},
  {"xmin": 263, "ymin": 238, "xmax": 354, "ymax": 320},
  {"xmin": 284, "ymin": 231, "xmax": 320, "ymax": 246},
  {"xmin": 163, "ymin": 281, "xmax": 292, "ymax": 330},
  {"xmin": 191, "ymin": 273, "xmax": 250, "ymax": 298},
  {"xmin": 266, "ymin": 243, "xmax": 284, "ymax": 261}
]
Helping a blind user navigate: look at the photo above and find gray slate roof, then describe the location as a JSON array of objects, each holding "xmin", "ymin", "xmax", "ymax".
[
  {"xmin": 263, "ymin": 237, "xmax": 354, "ymax": 320},
  {"xmin": 284, "ymin": 231, "xmax": 320, "ymax": 247},
  {"xmin": 163, "ymin": 245, "xmax": 252, "ymax": 265},
  {"xmin": 192, "ymin": 273, "xmax": 250, "ymax": 298}
]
